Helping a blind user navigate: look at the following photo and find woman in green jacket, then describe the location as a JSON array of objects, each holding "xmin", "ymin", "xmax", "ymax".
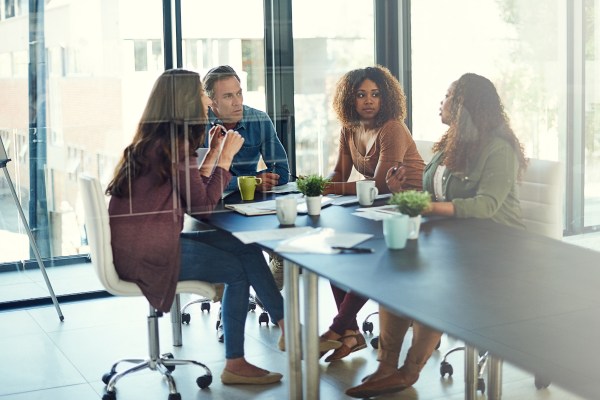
[{"xmin": 346, "ymin": 73, "xmax": 528, "ymax": 398}]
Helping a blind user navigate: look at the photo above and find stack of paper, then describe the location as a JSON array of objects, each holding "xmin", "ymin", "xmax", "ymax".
[
  {"xmin": 275, "ymin": 228, "xmax": 372, "ymax": 254},
  {"xmin": 353, "ymin": 204, "xmax": 402, "ymax": 221}
]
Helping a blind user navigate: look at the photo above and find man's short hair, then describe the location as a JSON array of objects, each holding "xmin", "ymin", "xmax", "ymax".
[{"xmin": 203, "ymin": 65, "xmax": 241, "ymax": 99}]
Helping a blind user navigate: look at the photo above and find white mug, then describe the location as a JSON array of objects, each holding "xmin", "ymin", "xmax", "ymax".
[
  {"xmin": 356, "ymin": 180, "xmax": 379, "ymax": 206},
  {"xmin": 383, "ymin": 214, "xmax": 410, "ymax": 249},
  {"xmin": 276, "ymin": 196, "xmax": 298, "ymax": 225}
]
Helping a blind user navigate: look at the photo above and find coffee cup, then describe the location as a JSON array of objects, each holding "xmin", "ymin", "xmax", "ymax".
[
  {"xmin": 238, "ymin": 176, "xmax": 262, "ymax": 201},
  {"xmin": 276, "ymin": 196, "xmax": 298, "ymax": 225},
  {"xmin": 356, "ymin": 180, "xmax": 379, "ymax": 206},
  {"xmin": 383, "ymin": 214, "xmax": 410, "ymax": 250}
]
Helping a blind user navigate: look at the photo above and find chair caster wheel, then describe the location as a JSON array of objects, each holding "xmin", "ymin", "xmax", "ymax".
[
  {"xmin": 440, "ymin": 361, "xmax": 453, "ymax": 377},
  {"xmin": 167, "ymin": 393, "xmax": 181, "ymax": 400},
  {"xmin": 102, "ymin": 371, "xmax": 116, "ymax": 385},
  {"xmin": 181, "ymin": 313, "xmax": 191, "ymax": 324},
  {"xmin": 258, "ymin": 312, "xmax": 270, "ymax": 325},
  {"xmin": 163, "ymin": 353, "xmax": 175, "ymax": 372},
  {"xmin": 102, "ymin": 390, "xmax": 117, "ymax": 400},
  {"xmin": 196, "ymin": 374, "xmax": 213, "ymax": 388},
  {"xmin": 477, "ymin": 378, "xmax": 485, "ymax": 393},
  {"xmin": 370, "ymin": 336, "xmax": 379, "ymax": 349},
  {"xmin": 535, "ymin": 375, "xmax": 551, "ymax": 389},
  {"xmin": 201, "ymin": 302, "xmax": 210, "ymax": 312},
  {"xmin": 362, "ymin": 321, "xmax": 373, "ymax": 334}
]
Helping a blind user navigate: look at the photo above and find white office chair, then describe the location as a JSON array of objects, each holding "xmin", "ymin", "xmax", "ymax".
[
  {"xmin": 79, "ymin": 174, "xmax": 216, "ymax": 400},
  {"xmin": 439, "ymin": 158, "xmax": 563, "ymax": 395},
  {"xmin": 414, "ymin": 139, "xmax": 436, "ymax": 164}
]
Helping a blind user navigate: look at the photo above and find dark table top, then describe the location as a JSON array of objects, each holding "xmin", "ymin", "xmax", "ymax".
[{"xmin": 188, "ymin": 193, "xmax": 600, "ymax": 399}]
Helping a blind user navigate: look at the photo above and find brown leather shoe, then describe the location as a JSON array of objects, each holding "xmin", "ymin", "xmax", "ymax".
[
  {"xmin": 324, "ymin": 332, "xmax": 367, "ymax": 362},
  {"xmin": 345, "ymin": 367, "xmax": 419, "ymax": 398}
]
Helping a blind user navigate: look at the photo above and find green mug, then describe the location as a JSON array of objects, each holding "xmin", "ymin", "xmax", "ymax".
[{"xmin": 238, "ymin": 176, "xmax": 263, "ymax": 201}]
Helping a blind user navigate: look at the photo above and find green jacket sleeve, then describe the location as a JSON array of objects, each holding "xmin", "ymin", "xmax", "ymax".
[{"xmin": 452, "ymin": 140, "xmax": 518, "ymax": 219}]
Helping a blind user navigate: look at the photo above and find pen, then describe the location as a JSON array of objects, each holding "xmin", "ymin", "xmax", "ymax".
[
  {"xmin": 211, "ymin": 121, "xmax": 227, "ymax": 135},
  {"xmin": 332, "ymin": 246, "xmax": 374, "ymax": 254}
]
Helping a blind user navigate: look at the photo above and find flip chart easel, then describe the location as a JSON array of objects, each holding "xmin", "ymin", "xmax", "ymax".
[{"xmin": 0, "ymin": 136, "xmax": 63, "ymax": 321}]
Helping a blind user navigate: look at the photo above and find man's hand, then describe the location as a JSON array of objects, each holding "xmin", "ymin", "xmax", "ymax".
[{"xmin": 256, "ymin": 172, "xmax": 280, "ymax": 192}]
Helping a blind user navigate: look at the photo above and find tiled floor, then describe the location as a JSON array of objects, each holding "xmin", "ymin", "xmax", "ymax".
[{"xmin": 0, "ymin": 276, "xmax": 590, "ymax": 400}]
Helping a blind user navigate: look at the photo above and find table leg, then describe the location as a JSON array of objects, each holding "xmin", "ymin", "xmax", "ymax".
[
  {"xmin": 284, "ymin": 260, "xmax": 302, "ymax": 399},
  {"xmin": 302, "ymin": 270, "xmax": 319, "ymax": 399},
  {"xmin": 465, "ymin": 345, "xmax": 478, "ymax": 400},
  {"xmin": 170, "ymin": 294, "xmax": 183, "ymax": 346},
  {"xmin": 487, "ymin": 355, "xmax": 503, "ymax": 399}
]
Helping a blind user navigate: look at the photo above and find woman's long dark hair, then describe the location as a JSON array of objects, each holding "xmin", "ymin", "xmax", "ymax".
[
  {"xmin": 433, "ymin": 73, "xmax": 527, "ymax": 178},
  {"xmin": 106, "ymin": 69, "xmax": 207, "ymax": 197}
]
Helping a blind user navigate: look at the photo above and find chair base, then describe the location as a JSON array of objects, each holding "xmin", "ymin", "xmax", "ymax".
[
  {"xmin": 439, "ymin": 346, "xmax": 551, "ymax": 394},
  {"xmin": 101, "ymin": 306, "xmax": 212, "ymax": 400}
]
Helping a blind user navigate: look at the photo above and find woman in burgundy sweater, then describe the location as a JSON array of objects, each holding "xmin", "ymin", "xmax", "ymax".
[{"xmin": 106, "ymin": 69, "xmax": 284, "ymax": 386}]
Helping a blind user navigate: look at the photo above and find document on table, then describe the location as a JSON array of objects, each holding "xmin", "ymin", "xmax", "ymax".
[
  {"xmin": 225, "ymin": 200, "xmax": 278, "ymax": 216},
  {"xmin": 264, "ymin": 181, "xmax": 300, "ymax": 194},
  {"xmin": 232, "ymin": 226, "xmax": 315, "ymax": 244},
  {"xmin": 225, "ymin": 194, "xmax": 333, "ymax": 216},
  {"xmin": 353, "ymin": 204, "xmax": 402, "ymax": 221},
  {"xmin": 328, "ymin": 193, "xmax": 392, "ymax": 206},
  {"xmin": 275, "ymin": 227, "xmax": 373, "ymax": 254}
]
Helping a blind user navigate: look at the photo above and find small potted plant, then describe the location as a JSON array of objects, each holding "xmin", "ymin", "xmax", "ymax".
[
  {"xmin": 388, "ymin": 190, "xmax": 431, "ymax": 239},
  {"xmin": 296, "ymin": 174, "xmax": 330, "ymax": 216}
]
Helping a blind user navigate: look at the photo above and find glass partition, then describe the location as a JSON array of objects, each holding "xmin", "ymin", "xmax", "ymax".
[
  {"xmin": 584, "ymin": 0, "xmax": 600, "ymax": 227},
  {"xmin": 0, "ymin": 0, "xmax": 165, "ymax": 301}
]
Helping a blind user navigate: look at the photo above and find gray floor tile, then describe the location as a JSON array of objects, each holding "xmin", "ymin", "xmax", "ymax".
[{"xmin": 1, "ymin": 273, "xmax": 591, "ymax": 399}]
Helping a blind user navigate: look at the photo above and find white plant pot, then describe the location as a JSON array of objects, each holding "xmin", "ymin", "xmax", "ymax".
[
  {"xmin": 408, "ymin": 214, "xmax": 422, "ymax": 239},
  {"xmin": 305, "ymin": 195, "xmax": 322, "ymax": 216}
]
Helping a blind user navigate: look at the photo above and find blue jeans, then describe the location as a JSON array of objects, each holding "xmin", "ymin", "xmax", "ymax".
[{"xmin": 179, "ymin": 230, "xmax": 284, "ymax": 359}]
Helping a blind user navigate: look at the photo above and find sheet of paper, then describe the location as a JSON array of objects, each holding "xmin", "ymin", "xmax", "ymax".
[
  {"xmin": 329, "ymin": 193, "xmax": 392, "ymax": 206},
  {"xmin": 225, "ymin": 202, "xmax": 277, "ymax": 216},
  {"xmin": 353, "ymin": 205, "xmax": 402, "ymax": 221},
  {"xmin": 275, "ymin": 227, "xmax": 373, "ymax": 254},
  {"xmin": 232, "ymin": 226, "xmax": 315, "ymax": 244},
  {"xmin": 264, "ymin": 181, "xmax": 300, "ymax": 194}
]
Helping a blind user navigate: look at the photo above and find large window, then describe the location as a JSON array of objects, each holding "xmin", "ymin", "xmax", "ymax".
[
  {"xmin": 410, "ymin": 0, "xmax": 600, "ymax": 233},
  {"xmin": 181, "ymin": 0, "xmax": 266, "ymax": 110},
  {"xmin": 584, "ymin": 0, "xmax": 600, "ymax": 227},
  {"xmin": 0, "ymin": 0, "xmax": 166, "ymax": 300},
  {"xmin": 292, "ymin": 0, "xmax": 375, "ymax": 176}
]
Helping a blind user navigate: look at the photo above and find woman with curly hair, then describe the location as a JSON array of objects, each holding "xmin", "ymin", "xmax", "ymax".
[
  {"xmin": 319, "ymin": 66, "xmax": 425, "ymax": 362},
  {"xmin": 324, "ymin": 65, "xmax": 424, "ymax": 195},
  {"xmin": 346, "ymin": 73, "xmax": 528, "ymax": 398}
]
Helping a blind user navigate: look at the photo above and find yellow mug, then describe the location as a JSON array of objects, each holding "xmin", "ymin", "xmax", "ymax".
[{"xmin": 238, "ymin": 176, "xmax": 263, "ymax": 201}]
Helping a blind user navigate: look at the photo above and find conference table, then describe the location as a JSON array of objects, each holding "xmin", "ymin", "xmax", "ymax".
[{"xmin": 188, "ymin": 192, "xmax": 600, "ymax": 400}]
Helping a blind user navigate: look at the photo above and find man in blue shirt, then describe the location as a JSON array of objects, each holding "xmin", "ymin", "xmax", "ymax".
[{"xmin": 202, "ymin": 65, "xmax": 290, "ymax": 193}]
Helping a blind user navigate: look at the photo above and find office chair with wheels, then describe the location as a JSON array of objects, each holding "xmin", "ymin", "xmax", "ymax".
[
  {"xmin": 414, "ymin": 140, "xmax": 435, "ymax": 164},
  {"xmin": 439, "ymin": 158, "xmax": 563, "ymax": 394},
  {"xmin": 79, "ymin": 174, "xmax": 216, "ymax": 400}
]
